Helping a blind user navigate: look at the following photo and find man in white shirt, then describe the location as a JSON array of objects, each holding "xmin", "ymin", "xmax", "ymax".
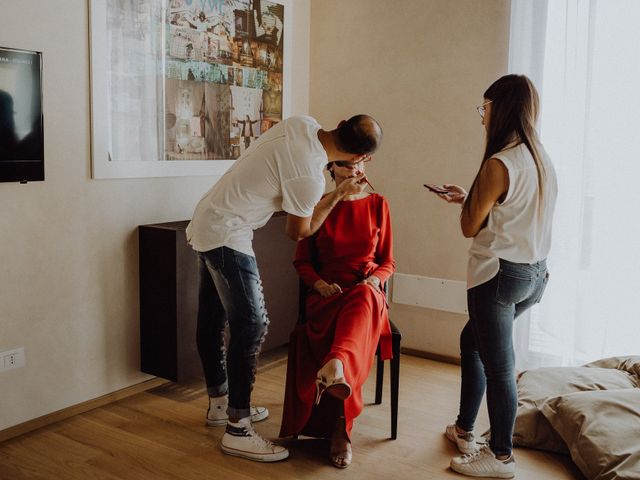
[{"xmin": 187, "ymin": 114, "xmax": 383, "ymax": 462}]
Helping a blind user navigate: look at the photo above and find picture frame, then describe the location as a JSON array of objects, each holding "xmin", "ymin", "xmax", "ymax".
[{"xmin": 89, "ymin": 0, "xmax": 293, "ymax": 179}]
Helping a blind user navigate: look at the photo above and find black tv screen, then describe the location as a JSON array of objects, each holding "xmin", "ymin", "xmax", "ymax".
[{"xmin": 0, "ymin": 46, "xmax": 44, "ymax": 183}]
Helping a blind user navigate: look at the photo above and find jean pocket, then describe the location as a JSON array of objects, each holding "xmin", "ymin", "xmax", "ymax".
[
  {"xmin": 496, "ymin": 269, "xmax": 535, "ymax": 306},
  {"xmin": 534, "ymin": 271, "xmax": 549, "ymax": 304}
]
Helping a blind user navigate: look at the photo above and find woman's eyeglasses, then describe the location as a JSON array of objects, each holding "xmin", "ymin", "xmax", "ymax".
[
  {"xmin": 333, "ymin": 160, "xmax": 356, "ymax": 168},
  {"xmin": 476, "ymin": 100, "xmax": 492, "ymax": 119},
  {"xmin": 333, "ymin": 156, "xmax": 372, "ymax": 168}
]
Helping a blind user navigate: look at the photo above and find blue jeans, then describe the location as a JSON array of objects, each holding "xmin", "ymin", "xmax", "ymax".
[
  {"xmin": 456, "ymin": 258, "xmax": 548, "ymax": 456},
  {"xmin": 196, "ymin": 246, "xmax": 269, "ymax": 420}
]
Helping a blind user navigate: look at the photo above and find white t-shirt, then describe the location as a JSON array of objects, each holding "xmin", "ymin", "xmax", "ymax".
[
  {"xmin": 186, "ymin": 116, "xmax": 327, "ymax": 256},
  {"xmin": 467, "ymin": 142, "xmax": 558, "ymax": 289}
]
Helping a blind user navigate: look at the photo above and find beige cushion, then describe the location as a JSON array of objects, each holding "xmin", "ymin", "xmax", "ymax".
[
  {"xmin": 540, "ymin": 389, "xmax": 640, "ymax": 480},
  {"xmin": 513, "ymin": 365, "xmax": 639, "ymax": 453},
  {"xmin": 585, "ymin": 356, "xmax": 640, "ymax": 378}
]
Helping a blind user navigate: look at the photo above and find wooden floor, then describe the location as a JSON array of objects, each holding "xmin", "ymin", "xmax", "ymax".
[{"xmin": 0, "ymin": 354, "xmax": 584, "ymax": 480}]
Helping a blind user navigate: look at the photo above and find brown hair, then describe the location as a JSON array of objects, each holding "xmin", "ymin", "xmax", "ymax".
[{"xmin": 463, "ymin": 74, "xmax": 545, "ymax": 216}]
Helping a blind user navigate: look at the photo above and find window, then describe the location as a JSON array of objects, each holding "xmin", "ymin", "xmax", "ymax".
[{"xmin": 510, "ymin": 0, "xmax": 640, "ymax": 368}]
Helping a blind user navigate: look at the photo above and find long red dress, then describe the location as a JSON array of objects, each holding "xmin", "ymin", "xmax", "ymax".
[{"xmin": 279, "ymin": 193, "xmax": 395, "ymax": 439}]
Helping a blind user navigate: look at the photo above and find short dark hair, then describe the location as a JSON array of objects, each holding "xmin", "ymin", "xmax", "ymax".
[{"xmin": 335, "ymin": 114, "xmax": 382, "ymax": 155}]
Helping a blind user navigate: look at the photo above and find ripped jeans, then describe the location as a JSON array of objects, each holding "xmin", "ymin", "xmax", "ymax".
[{"xmin": 196, "ymin": 246, "xmax": 269, "ymax": 420}]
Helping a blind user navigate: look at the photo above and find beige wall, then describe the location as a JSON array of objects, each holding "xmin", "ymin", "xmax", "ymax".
[
  {"xmin": 0, "ymin": 0, "xmax": 310, "ymax": 431},
  {"xmin": 309, "ymin": 0, "xmax": 511, "ymax": 357},
  {"xmin": 0, "ymin": 0, "xmax": 511, "ymax": 431}
]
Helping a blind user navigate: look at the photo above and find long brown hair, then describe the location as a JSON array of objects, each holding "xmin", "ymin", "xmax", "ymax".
[{"xmin": 463, "ymin": 74, "xmax": 545, "ymax": 216}]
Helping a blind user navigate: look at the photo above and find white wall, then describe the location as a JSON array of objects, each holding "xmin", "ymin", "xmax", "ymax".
[
  {"xmin": 0, "ymin": 0, "xmax": 310, "ymax": 431},
  {"xmin": 309, "ymin": 0, "xmax": 511, "ymax": 358}
]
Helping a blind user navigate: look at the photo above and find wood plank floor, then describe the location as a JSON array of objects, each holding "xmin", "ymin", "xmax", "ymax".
[{"xmin": 0, "ymin": 355, "xmax": 584, "ymax": 479}]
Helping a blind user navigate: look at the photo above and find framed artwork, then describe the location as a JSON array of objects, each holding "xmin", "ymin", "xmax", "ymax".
[
  {"xmin": 89, "ymin": 0, "xmax": 292, "ymax": 179},
  {"xmin": 0, "ymin": 46, "xmax": 44, "ymax": 183}
]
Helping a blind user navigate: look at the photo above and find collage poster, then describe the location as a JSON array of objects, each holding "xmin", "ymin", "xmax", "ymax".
[{"xmin": 165, "ymin": 0, "xmax": 284, "ymax": 160}]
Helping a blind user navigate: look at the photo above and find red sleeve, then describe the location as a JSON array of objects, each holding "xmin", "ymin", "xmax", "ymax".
[
  {"xmin": 293, "ymin": 235, "xmax": 322, "ymax": 288},
  {"xmin": 371, "ymin": 196, "xmax": 395, "ymax": 285}
]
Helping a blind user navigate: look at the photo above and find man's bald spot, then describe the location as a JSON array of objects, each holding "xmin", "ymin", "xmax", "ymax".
[
  {"xmin": 357, "ymin": 115, "xmax": 383, "ymax": 147},
  {"xmin": 336, "ymin": 114, "xmax": 383, "ymax": 154}
]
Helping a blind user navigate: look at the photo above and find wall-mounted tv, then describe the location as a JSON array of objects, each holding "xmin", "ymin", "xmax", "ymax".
[{"xmin": 0, "ymin": 46, "xmax": 44, "ymax": 183}]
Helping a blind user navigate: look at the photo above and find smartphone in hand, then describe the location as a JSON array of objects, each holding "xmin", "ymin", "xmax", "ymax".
[{"xmin": 424, "ymin": 183, "xmax": 450, "ymax": 194}]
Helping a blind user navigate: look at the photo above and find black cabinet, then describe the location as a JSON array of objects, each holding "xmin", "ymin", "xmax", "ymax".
[{"xmin": 139, "ymin": 214, "xmax": 298, "ymax": 382}]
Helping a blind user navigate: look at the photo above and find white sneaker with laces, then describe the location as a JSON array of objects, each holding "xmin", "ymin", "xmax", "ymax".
[
  {"xmin": 450, "ymin": 444, "xmax": 515, "ymax": 478},
  {"xmin": 221, "ymin": 417, "xmax": 289, "ymax": 462},
  {"xmin": 445, "ymin": 423, "xmax": 478, "ymax": 454},
  {"xmin": 206, "ymin": 395, "xmax": 269, "ymax": 426}
]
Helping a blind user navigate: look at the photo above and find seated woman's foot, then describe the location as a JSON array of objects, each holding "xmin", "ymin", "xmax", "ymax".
[
  {"xmin": 315, "ymin": 358, "xmax": 352, "ymax": 405},
  {"xmin": 330, "ymin": 416, "xmax": 352, "ymax": 469}
]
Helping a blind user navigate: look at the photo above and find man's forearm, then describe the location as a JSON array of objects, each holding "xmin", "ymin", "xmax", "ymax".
[{"xmin": 308, "ymin": 189, "xmax": 346, "ymax": 236}]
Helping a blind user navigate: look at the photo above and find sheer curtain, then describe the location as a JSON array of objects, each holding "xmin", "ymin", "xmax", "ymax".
[{"xmin": 510, "ymin": 0, "xmax": 640, "ymax": 369}]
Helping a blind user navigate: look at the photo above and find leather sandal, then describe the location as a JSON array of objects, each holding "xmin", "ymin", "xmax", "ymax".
[{"xmin": 315, "ymin": 359, "xmax": 352, "ymax": 405}]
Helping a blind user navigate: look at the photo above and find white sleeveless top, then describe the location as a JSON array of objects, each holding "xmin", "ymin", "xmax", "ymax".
[{"xmin": 467, "ymin": 142, "xmax": 558, "ymax": 289}]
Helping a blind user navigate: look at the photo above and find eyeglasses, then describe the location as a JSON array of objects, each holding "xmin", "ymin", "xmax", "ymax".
[
  {"xmin": 333, "ymin": 155, "xmax": 372, "ymax": 168},
  {"xmin": 334, "ymin": 160, "xmax": 358, "ymax": 168},
  {"xmin": 476, "ymin": 100, "xmax": 492, "ymax": 119}
]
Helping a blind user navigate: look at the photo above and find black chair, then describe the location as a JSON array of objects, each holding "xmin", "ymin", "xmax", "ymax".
[{"xmin": 297, "ymin": 280, "xmax": 402, "ymax": 440}]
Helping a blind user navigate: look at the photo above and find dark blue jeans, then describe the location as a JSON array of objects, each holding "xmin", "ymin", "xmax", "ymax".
[
  {"xmin": 196, "ymin": 246, "xmax": 269, "ymax": 420},
  {"xmin": 457, "ymin": 258, "xmax": 548, "ymax": 456}
]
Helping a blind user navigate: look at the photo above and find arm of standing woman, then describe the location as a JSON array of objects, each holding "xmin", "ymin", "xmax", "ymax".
[{"xmin": 460, "ymin": 158, "xmax": 509, "ymax": 238}]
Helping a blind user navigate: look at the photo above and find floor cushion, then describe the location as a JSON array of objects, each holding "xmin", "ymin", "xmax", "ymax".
[
  {"xmin": 513, "ymin": 363, "xmax": 639, "ymax": 453},
  {"xmin": 540, "ymin": 389, "xmax": 640, "ymax": 480}
]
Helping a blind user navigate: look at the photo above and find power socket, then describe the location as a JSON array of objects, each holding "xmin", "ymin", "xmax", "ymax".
[{"xmin": 0, "ymin": 347, "xmax": 25, "ymax": 371}]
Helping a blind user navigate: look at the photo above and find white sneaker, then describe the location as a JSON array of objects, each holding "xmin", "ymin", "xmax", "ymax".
[
  {"xmin": 445, "ymin": 424, "xmax": 478, "ymax": 454},
  {"xmin": 206, "ymin": 395, "xmax": 269, "ymax": 426},
  {"xmin": 221, "ymin": 418, "xmax": 289, "ymax": 462},
  {"xmin": 450, "ymin": 445, "xmax": 515, "ymax": 478}
]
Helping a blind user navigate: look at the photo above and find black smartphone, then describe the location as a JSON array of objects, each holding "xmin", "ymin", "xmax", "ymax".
[{"xmin": 424, "ymin": 183, "xmax": 450, "ymax": 194}]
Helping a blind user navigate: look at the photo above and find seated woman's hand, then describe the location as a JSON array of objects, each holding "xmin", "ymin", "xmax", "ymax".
[
  {"xmin": 313, "ymin": 279, "xmax": 343, "ymax": 297},
  {"xmin": 358, "ymin": 276, "xmax": 381, "ymax": 290}
]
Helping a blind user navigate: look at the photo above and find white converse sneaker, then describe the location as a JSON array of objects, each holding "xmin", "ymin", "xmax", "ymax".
[
  {"xmin": 445, "ymin": 424, "xmax": 478, "ymax": 454},
  {"xmin": 206, "ymin": 395, "xmax": 269, "ymax": 426},
  {"xmin": 221, "ymin": 417, "xmax": 289, "ymax": 462},
  {"xmin": 450, "ymin": 444, "xmax": 515, "ymax": 478}
]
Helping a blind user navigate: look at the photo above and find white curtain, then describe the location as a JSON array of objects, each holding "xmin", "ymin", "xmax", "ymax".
[{"xmin": 510, "ymin": 0, "xmax": 640, "ymax": 369}]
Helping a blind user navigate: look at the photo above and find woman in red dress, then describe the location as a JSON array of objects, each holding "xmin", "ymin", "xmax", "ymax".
[{"xmin": 279, "ymin": 160, "xmax": 395, "ymax": 468}]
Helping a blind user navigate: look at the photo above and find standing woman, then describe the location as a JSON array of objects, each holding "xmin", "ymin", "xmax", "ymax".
[{"xmin": 429, "ymin": 74, "xmax": 557, "ymax": 478}]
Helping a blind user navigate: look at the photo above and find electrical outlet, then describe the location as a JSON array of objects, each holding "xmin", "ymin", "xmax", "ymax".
[{"xmin": 0, "ymin": 347, "xmax": 25, "ymax": 372}]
